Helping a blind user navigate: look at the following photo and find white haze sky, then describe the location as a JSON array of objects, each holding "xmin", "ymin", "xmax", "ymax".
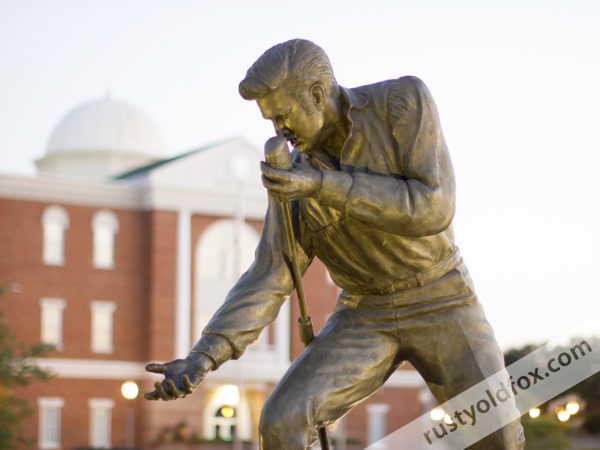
[{"xmin": 0, "ymin": 0, "xmax": 598, "ymax": 350}]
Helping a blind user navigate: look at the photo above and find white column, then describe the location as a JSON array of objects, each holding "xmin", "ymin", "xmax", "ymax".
[
  {"xmin": 175, "ymin": 209, "xmax": 191, "ymax": 359},
  {"xmin": 367, "ymin": 403, "xmax": 390, "ymax": 447},
  {"xmin": 275, "ymin": 299, "xmax": 291, "ymax": 364}
]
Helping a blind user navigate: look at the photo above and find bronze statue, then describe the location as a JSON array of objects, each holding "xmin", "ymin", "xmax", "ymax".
[{"xmin": 145, "ymin": 39, "xmax": 525, "ymax": 449}]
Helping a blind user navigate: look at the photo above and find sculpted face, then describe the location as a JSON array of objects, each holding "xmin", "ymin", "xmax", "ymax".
[{"xmin": 256, "ymin": 86, "xmax": 325, "ymax": 154}]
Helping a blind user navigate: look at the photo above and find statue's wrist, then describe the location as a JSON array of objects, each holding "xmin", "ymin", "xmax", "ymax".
[{"xmin": 187, "ymin": 351, "xmax": 215, "ymax": 372}]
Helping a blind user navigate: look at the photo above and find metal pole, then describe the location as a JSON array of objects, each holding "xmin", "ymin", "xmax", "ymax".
[
  {"xmin": 264, "ymin": 137, "xmax": 329, "ymax": 450},
  {"xmin": 126, "ymin": 400, "xmax": 134, "ymax": 448}
]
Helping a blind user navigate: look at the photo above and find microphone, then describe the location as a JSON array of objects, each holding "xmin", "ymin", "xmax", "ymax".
[{"xmin": 264, "ymin": 136, "xmax": 292, "ymax": 170}]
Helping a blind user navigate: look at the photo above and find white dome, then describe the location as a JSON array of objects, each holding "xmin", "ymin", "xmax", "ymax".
[{"xmin": 46, "ymin": 95, "xmax": 166, "ymax": 157}]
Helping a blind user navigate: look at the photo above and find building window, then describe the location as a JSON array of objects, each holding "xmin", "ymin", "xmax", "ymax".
[
  {"xmin": 89, "ymin": 398, "xmax": 114, "ymax": 448},
  {"xmin": 90, "ymin": 301, "xmax": 116, "ymax": 353},
  {"xmin": 40, "ymin": 298, "xmax": 66, "ymax": 350},
  {"xmin": 42, "ymin": 205, "xmax": 69, "ymax": 266},
  {"xmin": 194, "ymin": 220, "xmax": 260, "ymax": 341},
  {"xmin": 194, "ymin": 219, "xmax": 291, "ymax": 364},
  {"xmin": 38, "ymin": 397, "xmax": 64, "ymax": 449},
  {"xmin": 367, "ymin": 403, "xmax": 390, "ymax": 447},
  {"xmin": 203, "ymin": 385, "xmax": 252, "ymax": 441},
  {"xmin": 92, "ymin": 210, "xmax": 119, "ymax": 269}
]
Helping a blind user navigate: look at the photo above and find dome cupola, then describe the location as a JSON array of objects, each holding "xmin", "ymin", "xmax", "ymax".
[{"xmin": 36, "ymin": 95, "xmax": 167, "ymax": 179}]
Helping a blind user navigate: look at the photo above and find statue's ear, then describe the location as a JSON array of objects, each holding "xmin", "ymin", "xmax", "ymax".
[{"xmin": 310, "ymin": 83, "xmax": 325, "ymax": 108}]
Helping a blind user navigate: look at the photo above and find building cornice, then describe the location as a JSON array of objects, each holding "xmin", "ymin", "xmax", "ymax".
[
  {"xmin": 31, "ymin": 358, "xmax": 424, "ymax": 387},
  {"xmin": 0, "ymin": 174, "xmax": 145, "ymax": 210},
  {"xmin": 0, "ymin": 173, "xmax": 268, "ymax": 219},
  {"xmin": 144, "ymin": 183, "xmax": 267, "ymax": 220},
  {"xmin": 33, "ymin": 358, "xmax": 149, "ymax": 380},
  {"xmin": 33, "ymin": 357, "xmax": 294, "ymax": 384}
]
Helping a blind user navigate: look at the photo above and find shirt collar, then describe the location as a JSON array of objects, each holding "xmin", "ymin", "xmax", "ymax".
[{"xmin": 340, "ymin": 86, "xmax": 368, "ymax": 112}]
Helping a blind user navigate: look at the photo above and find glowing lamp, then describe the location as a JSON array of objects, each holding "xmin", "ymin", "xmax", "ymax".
[
  {"xmin": 566, "ymin": 402, "xmax": 579, "ymax": 415},
  {"xmin": 220, "ymin": 406, "xmax": 235, "ymax": 418},
  {"xmin": 430, "ymin": 407, "xmax": 445, "ymax": 421},
  {"xmin": 557, "ymin": 409, "xmax": 570, "ymax": 422},
  {"xmin": 121, "ymin": 381, "xmax": 139, "ymax": 400}
]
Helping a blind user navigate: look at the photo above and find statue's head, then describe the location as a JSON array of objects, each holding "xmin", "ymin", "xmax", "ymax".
[
  {"xmin": 239, "ymin": 39, "xmax": 337, "ymax": 105},
  {"xmin": 239, "ymin": 39, "xmax": 339, "ymax": 153}
]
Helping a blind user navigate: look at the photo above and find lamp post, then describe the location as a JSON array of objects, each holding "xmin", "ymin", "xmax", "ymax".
[
  {"xmin": 121, "ymin": 381, "xmax": 139, "ymax": 448},
  {"xmin": 229, "ymin": 156, "xmax": 249, "ymax": 450}
]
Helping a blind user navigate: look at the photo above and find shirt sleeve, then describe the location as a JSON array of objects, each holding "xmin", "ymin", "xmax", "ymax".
[
  {"xmin": 319, "ymin": 76, "xmax": 456, "ymax": 237},
  {"xmin": 190, "ymin": 196, "xmax": 314, "ymax": 368}
]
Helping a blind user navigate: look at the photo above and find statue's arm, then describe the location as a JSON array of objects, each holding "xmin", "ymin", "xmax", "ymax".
[
  {"xmin": 196, "ymin": 197, "xmax": 313, "ymax": 363},
  {"xmin": 319, "ymin": 77, "xmax": 456, "ymax": 237},
  {"xmin": 145, "ymin": 196, "xmax": 313, "ymax": 400}
]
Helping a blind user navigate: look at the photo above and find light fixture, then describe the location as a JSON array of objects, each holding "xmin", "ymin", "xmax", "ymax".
[
  {"xmin": 220, "ymin": 406, "xmax": 235, "ymax": 418},
  {"xmin": 121, "ymin": 381, "xmax": 139, "ymax": 400},
  {"xmin": 430, "ymin": 407, "xmax": 445, "ymax": 421},
  {"xmin": 556, "ymin": 408, "xmax": 570, "ymax": 422},
  {"xmin": 528, "ymin": 408, "xmax": 541, "ymax": 419},
  {"xmin": 566, "ymin": 401, "xmax": 579, "ymax": 415},
  {"xmin": 121, "ymin": 381, "xmax": 139, "ymax": 448}
]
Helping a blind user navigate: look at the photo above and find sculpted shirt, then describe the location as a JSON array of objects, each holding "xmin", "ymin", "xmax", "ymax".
[{"xmin": 195, "ymin": 76, "xmax": 460, "ymax": 367}]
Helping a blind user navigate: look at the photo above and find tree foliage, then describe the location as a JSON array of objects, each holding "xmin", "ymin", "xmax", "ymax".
[
  {"xmin": 504, "ymin": 336, "xmax": 600, "ymax": 435},
  {"xmin": 0, "ymin": 287, "xmax": 53, "ymax": 449}
]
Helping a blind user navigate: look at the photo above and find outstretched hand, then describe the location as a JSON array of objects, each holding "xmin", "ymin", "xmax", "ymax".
[
  {"xmin": 261, "ymin": 161, "xmax": 323, "ymax": 202},
  {"xmin": 144, "ymin": 353, "xmax": 214, "ymax": 401}
]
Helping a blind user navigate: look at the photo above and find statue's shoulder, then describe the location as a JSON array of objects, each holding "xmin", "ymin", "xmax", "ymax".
[
  {"xmin": 387, "ymin": 76, "xmax": 429, "ymax": 97},
  {"xmin": 351, "ymin": 76, "xmax": 429, "ymax": 103}
]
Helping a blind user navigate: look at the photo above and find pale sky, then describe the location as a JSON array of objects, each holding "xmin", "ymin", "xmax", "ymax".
[{"xmin": 0, "ymin": 0, "xmax": 598, "ymax": 350}]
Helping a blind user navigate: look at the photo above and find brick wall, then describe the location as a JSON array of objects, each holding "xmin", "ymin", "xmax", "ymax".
[
  {"xmin": 0, "ymin": 197, "xmax": 150, "ymax": 361},
  {"xmin": 16, "ymin": 377, "xmax": 144, "ymax": 449},
  {"xmin": 148, "ymin": 210, "xmax": 177, "ymax": 362}
]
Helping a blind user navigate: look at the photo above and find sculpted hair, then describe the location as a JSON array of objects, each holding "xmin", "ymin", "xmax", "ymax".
[{"xmin": 239, "ymin": 39, "xmax": 337, "ymax": 101}]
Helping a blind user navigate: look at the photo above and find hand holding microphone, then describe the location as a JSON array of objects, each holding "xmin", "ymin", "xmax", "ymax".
[{"xmin": 261, "ymin": 136, "xmax": 322, "ymax": 202}]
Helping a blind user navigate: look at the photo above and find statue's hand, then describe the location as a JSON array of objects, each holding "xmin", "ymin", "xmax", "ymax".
[
  {"xmin": 261, "ymin": 161, "xmax": 323, "ymax": 202},
  {"xmin": 144, "ymin": 352, "xmax": 214, "ymax": 401}
]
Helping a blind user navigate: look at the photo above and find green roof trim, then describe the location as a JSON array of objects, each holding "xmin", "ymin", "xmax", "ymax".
[{"xmin": 111, "ymin": 138, "xmax": 234, "ymax": 180}]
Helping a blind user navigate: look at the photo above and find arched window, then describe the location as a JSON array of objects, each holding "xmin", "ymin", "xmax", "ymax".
[
  {"xmin": 203, "ymin": 385, "xmax": 252, "ymax": 441},
  {"xmin": 194, "ymin": 219, "xmax": 261, "ymax": 342},
  {"xmin": 42, "ymin": 205, "xmax": 69, "ymax": 266},
  {"xmin": 92, "ymin": 210, "xmax": 119, "ymax": 269}
]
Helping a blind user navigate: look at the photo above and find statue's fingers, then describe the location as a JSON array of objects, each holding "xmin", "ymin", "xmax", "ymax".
[
  {"xmin": 145, "ymin": 363, "xmax": 167, "ymax": 374},
  {"xmin": 261, "ymin": 162, "xmax": 288, "ymax": 181},
  {"xmin": 144, "ymin": 390, "xmax": 159, "ymax": 401},
  {"xmin": 182, "ymin": 374, "xmax": 195, "ymax": 394},
  {"xmin": 262, "ymin": 176, "xmax": 286, "ymax": 193},
  {"xmin": 166, "ymin": 379, "xmax": 184, "ymax": 398},
  {"xmin": 154, "ymin": 382, "xmax": 172, "ymax": 401}
]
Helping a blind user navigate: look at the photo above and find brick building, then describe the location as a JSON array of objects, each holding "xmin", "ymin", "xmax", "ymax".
[{"xmin": 0, "ymin": 96, "xmax": 426, "ymax": 449}]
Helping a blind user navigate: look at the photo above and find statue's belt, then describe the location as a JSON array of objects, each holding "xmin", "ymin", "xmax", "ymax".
[{"xmin": 338, "ymin": 249, "xmax": 462, "ymax": 306}]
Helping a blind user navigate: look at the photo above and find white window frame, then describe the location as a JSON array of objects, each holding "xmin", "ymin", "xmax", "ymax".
[
  {"xmin": 203, "ymin": 387, "xmax": 253, "ymax": 441},
  {"xmin": 92, "ymin": 210, "xmax": 119, "ymax": 269},
  {"xmin": 194, "ymin": 220, "xmax": 269, "ymax": 349},
  {"xmin": 90, "ymin": 301, "xmax": 116, "ymax": 353},
  {"xmin": 367, "ymin": 403, "xmax": 390, "ymax": 448},
  {"xmin": 40, "ymin": 298, "xmax": 66, "ymax": 350},
  {"xmin": 38, "ymin": 397, "xmax": 64, "ymax": 449},
  {"xmin": 42, "ymin": 205, "xmax": 69, "ymax": 266},
  {"xmin": 89, "ymin": 398, "xmax": 114, "ymax": 448}
]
